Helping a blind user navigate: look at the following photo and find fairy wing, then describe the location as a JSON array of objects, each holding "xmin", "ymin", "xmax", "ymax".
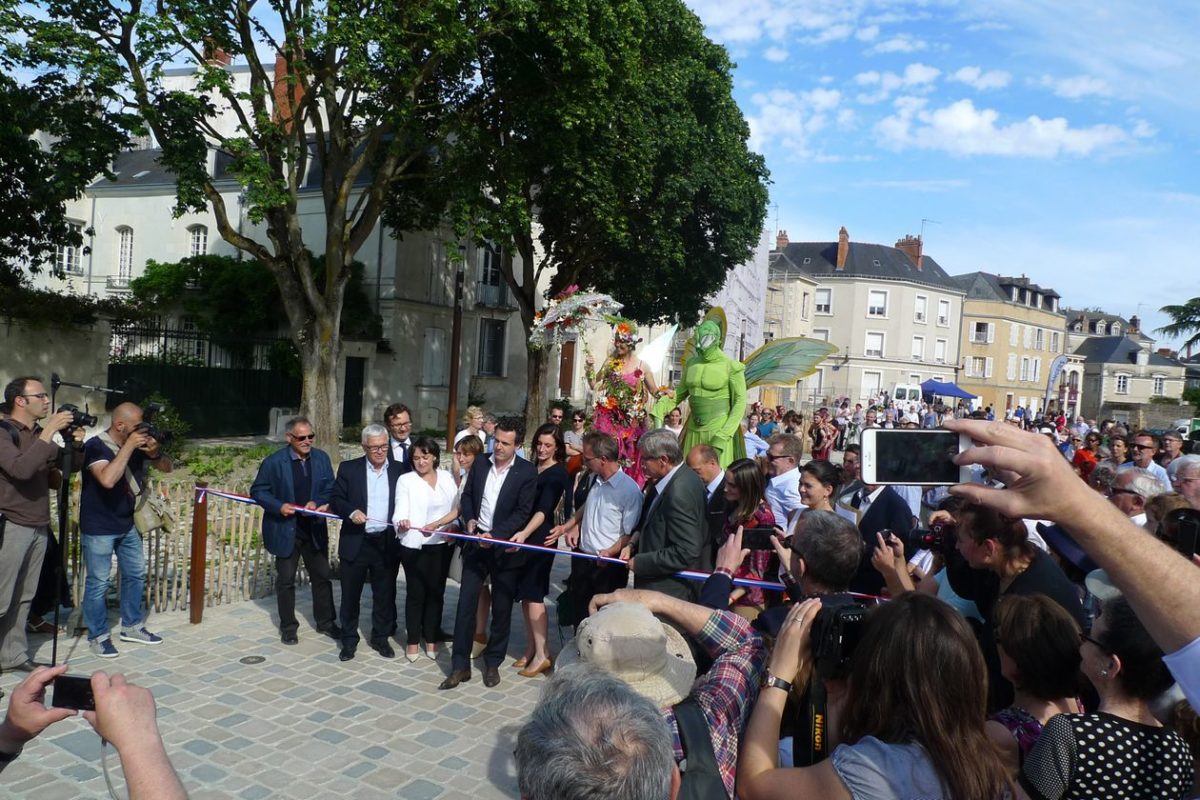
[
  {"xmin": 742, "ymin": 337, "xmax": 840, "ymax": 388},
  {"xmin": 638, "ymin": 324, "xmax": 678, "ymax": 386}
]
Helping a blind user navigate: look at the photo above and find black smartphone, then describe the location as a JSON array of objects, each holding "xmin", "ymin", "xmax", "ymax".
[
  {"xmin": 52, "ymin": 675, "xmax": 96, "ymax": 711},
  {"xmin": 1167, "ymin": 509, "xmax": 1200, "ymax": 558},
  {"xmin": 741, "ymin": 526, "xmax": 778, "ymax": 551}
]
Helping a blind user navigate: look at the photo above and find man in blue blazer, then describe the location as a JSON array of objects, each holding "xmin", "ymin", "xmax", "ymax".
[
  {"xmin": 440, "ymin": 418, "xmax": 537, "ymax": 690},
  {"xmin": 849, "ymin": 483, "xmax": 915, "ymax": 595},
  {"xmin": 330, "ymin": 423, "xmax": 405, "ymax": 661},
  {"xmin": 250, "ymin": 417, "xmax": 339, "ymax": 645}
]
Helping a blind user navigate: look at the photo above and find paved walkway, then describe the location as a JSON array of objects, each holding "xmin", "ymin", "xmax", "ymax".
[{"xmin": 2, "ymin": 559, "xmax": 576, "ymax": 799}]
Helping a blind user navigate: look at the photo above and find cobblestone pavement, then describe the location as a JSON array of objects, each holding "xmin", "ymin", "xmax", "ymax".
[{"xmin": 2, "ymin": 560, "xmax": 577, "ymax": 799}]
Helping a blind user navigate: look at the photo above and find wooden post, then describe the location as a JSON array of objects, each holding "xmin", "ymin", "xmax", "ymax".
[{"xmin": 189, "ymin": 482, "xmax": 208, "ymax": 624}]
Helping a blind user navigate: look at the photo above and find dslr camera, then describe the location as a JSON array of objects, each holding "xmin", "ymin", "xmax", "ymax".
[
  {"xmin": 900, "ymin": 522, "xmax": 956, "ymax": 556},
  {"xmin": 134, "ymin": 402, "xmax": 173, "ymax": 448},
  {"xmin": 810, "ymin": 594, "xmax": 868, "ymax": 681},
  {"xmin": 58, "ymin": 403, "xmax": 97, "ymax": 431}
]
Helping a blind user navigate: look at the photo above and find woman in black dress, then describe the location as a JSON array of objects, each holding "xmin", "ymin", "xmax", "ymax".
[{"xmin": 509, "ymin": 423, "xmax": 570, "ymax": 678}]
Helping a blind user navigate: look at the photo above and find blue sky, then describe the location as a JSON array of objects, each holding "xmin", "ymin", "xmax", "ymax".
[{"xmin": 685, "ymin": 0, "xmax": 1200, "ymax": 350}]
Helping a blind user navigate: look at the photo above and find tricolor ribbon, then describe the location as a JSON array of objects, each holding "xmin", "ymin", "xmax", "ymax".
[{"xmin": 195, "ymin": 484, "xmax": 883, "ymax": 598}]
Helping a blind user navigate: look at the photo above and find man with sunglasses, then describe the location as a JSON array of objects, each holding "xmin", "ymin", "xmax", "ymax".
[
  {"xmin": 251, "ymin": 417, "xmax": 339, "ymax": 645},
  {"xmin": 764, "ymin": 434, "xmax": 804, "ymax": 526},
  {"xmin": 1121, "ymin": 431, "xmax": 1172, "ymax": 493},
  {"xmin": 1107, "ymin": 468, "xmax": 1163, "ymax": 527}
]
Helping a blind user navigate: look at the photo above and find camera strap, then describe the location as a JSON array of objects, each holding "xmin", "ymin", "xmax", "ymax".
[
  {"xmin": 98, "ymin": 431, "xmax": 143, "ymax": 499},
  {"xmin": 804, "ymin": 679, "xmax": 830, "ymax": 765},
  {"xmin": 0, "ymin": 420, "xmax": 20, "ymax": 450}
]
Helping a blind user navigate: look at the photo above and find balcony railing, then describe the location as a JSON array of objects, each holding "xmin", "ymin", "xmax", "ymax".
[
  {"xmin": 106, "ymin": 275, "xmax": 132, "ymax": 290},
  {"xmin": 477, "ymin": 282, "xmax": 508, "ymax": 307}
]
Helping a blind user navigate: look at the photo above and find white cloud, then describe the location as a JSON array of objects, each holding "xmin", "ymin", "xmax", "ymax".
[
  {"xmin": 746, "ymin": 87, "xmax": 844, "ymax": 157},
  {"xmin": 803, "ymin": 23, "xmax": 854, "ymax": 45},
  {"xmin": 867, "ymin": 34, "xmax": 927, "ymax": 54},
  {"xmin": 1038, "ymin": 74, "xmax": 1111, "ymax": 99},
  {"xmin": 855, "ymin": 178, "xmax": 970, "ymax": 192},
  {"xmin": 949, "ymin": 66, "xmax": 1011, "ymax": 91},
  {"xmin": 855, "ymin": 25, "xmax": 880, "ymax": 41},
  {"xmin": 854, "ymin": 63, "xmax": 941, "ymax": 103},
  {"xmin": 764, "ymin": 46, "xmax": 789, "ymax": 63},
  {"xmin": 1131, "ymin": 119, "xmax": 1157, "ymax": 138},
  {"xmin": 876, "ymin": 98, "xmax": 1133, "ymax": 158}
]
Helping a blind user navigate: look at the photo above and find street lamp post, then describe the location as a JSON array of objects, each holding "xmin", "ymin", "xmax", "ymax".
[{"xmin": 446, "ymin": 245, "xmax": 466, "ymax": 449}]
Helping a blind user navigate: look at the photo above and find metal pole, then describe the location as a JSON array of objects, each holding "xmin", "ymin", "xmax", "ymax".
[
  {"xmin": 189, "ymin": 482, "xmax": 208, "ymax": 624},
  {"xmin": 446, "ymin": 255, "xmax": 466, "ymax": 450}
]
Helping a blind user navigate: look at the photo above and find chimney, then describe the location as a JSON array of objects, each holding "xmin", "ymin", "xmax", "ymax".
[
  {"xmin": 894, "ymin": 234, "xmax": 923, "ymax": 271},
  {"xmin": 1129, "ymin": 315, "xmax": 1140, "ymax": 334},
  {"xmin": 273, "ymin": 53, "xmax": 305, "ymax": 134},
  {"xmin": 203, "ymin": 39, "xmax": 232, "ymax": 68},
  {"xmin": 836, "ymin": 226, "xmax": 849, "ymax": 271},
  {"xmin": 1157, "ymin": 348, "xmax": 1174, "ymax": 358},
  {"xmin": 775, "ymin": 229, "xmax": 789, "ymax": 250}
]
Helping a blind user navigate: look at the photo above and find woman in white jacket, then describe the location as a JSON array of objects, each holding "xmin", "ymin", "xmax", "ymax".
[{"xmin": 393, "ymin": 436, "xmax": 458, "ymax": 662}]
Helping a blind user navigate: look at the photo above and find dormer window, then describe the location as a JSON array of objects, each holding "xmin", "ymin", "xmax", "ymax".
[{"xmin": 1110, "ymin": 322, "xmax": 1121, "ymax": 336}]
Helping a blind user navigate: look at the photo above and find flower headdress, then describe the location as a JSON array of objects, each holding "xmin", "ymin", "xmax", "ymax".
[{"xmin": 604, "ymin": 314, "xmax": 643, "ymax": 347}]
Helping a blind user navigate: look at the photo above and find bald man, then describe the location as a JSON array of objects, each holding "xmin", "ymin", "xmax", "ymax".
[{"xmin": 80, "ymin": 403, "xmax": 173, "ymax": 658}]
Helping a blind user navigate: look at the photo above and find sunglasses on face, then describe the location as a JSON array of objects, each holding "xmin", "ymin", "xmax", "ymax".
[{"xmin": 290, "ymin": 433, "xmax": 316, "ymax": 441}]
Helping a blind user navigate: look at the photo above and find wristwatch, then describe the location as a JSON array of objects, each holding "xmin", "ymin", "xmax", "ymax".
[{"xmin": 762, "ymin": 671, "xmax": 793, "ymax": 693}]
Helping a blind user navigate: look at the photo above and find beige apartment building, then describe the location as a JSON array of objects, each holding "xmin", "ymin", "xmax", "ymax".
[
  {"xmin": 953, "ymin": 273, "xmax": 1070, "ymax": 416},
  {"xmin": 763, "ymin": 231, "xmax": 821, "ymax": 407}
]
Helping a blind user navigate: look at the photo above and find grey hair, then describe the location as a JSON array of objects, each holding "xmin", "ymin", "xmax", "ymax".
[
  {"xmin": 285, "ymin": 416, "xmax": 312, "ymax": 434},
  {"xmin": 1168, "ymin": 455, "xmax": 1200, "ymax": 481},
  {"xmin": 791, "ymin": 510, "xmax": 862, "ymax": 591},
  {"xmin": 515, "ymin": 665, "xmax": 674, "ymax": 800},
  {"xmin": 361, "ymin": 423, "xmax": 388, "ymax": 443},
  {"xmin": 1116, "ymin": 467, "xmax": 1165, "ymax": 500},
  {"xmin": 638, "ymin": 428, "xmax": 682, "ymax": 465},
  {"xmin": 582, "ymin": 431, "xmax": 619, "ymax": 462}
]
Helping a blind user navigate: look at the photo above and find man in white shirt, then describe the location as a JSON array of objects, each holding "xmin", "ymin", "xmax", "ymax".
[
  {"xmin": 1124, "ymin": 431, "xmax": 1173, "ymax": 493},
  {"xmin": 1107, "ymin": 468, "xmax": 1163, "ymax": 528},
  {"xmin": 441, "ymin": 419, "xmax": 537, "ymax": 690},
  {"xmin": 764, "ymin": 434, "xmax": 804, "ymax": 528},
  {"xmin": 549, "ymin": 432, "xmax": 641, "ymax": 626}
]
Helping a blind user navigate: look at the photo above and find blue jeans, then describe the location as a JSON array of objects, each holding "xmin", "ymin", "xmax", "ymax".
[{"xmin": 82, "ymin": 529, "xmax": 146, "ymax": 640}]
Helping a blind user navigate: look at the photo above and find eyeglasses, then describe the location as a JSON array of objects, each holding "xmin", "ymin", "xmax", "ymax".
[
  {"xmin": 1108, "ymin": 487, "xmax": 1138, "ymax": 497},
  {"xmin": 289, "ymin": 433, "xmax": 316, "ymax": 441},
  {"xmin": 1131, "ymin": 444, "xmax": 1156, "ymax": 451},
  {"xmin": 20, "ymin": 393, "xmax": 49, "ymax": 400},
  {"xmin": 1079, "ymin": 630, "xmax": 1108, "ymax": 651},
  {"xmin": 766, "ymin": 453, "xmax": 793, "ymax": 461},
  {"xmin": 363, "ymin": 444, "xmax": 389, "ymax": 452}
]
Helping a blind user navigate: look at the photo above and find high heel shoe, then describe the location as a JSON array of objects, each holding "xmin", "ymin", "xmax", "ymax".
[
  {"xmin": 424, "ymin": 648, "xmax": 438, "ymax": 660},
  {"xmin": 405, "ymin": 649, "xmax": 420, "ymax": 663},
  {"xmin": 518, "ymin": 658, "xmax": 553, "ymax": 678},
  {"xmin": 512, "ymin": 657, "xmax": 529, "ymax": 669}
]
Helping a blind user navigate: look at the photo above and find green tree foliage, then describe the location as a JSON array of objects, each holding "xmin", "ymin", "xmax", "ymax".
[
  {"xmin": 0, "ymin": 0, "xmax": 136, "ymax": 273},
  {"xmin": 14, "ymin": 0, "xmax": 487, "ymax": 451},
  {"xmin": 1159, "ymin": 298, "xmax": 1200, "ymax": 352},
  {"xmin": 428, "ymin": 0, "xmax": 769, "ymax": 427}
]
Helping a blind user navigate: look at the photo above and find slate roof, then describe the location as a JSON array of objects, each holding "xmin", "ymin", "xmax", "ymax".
[
  {"xmin": 1061, "ymin": 307, "xmax": 1150, "ymax": 340},
  {"xmin": 952, "ymin": 271, "xmax": 1063, "ymax": 306},
  {"xmin": 775, "ymin": 240, "xmax": 963, "ymax": 292},
  {"xmin": 90, "ymin": 148, "xmax": 239, "ymax": 189},
  {"xmin": 1072, "ymin": 336, "xmax": 1181, "ymax": 368}
]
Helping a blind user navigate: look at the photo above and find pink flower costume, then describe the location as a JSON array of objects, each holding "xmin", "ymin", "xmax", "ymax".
[{"xmin": 592, "ymin": 368, "xmax": 648, "ymax": 486}]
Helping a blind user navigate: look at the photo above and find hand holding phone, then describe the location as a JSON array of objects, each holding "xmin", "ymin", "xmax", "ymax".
[
  {"xmin": 51, "ymin": 674, "xmax": 96, "ymax": 711},
  {"xmin": 740, "ymin": 526, "xmax": 779, "ymax": 551}
]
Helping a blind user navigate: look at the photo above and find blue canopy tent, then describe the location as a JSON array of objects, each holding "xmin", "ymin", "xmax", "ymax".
[{"xmin": 920, "ymin": 379, "xmax": 977, "ymax": 401}]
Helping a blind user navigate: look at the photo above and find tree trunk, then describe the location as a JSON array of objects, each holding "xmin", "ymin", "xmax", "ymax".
[
  {"xmin": 524, "ymin": 344, "xmax": 547, "ymax": 445},
  {"xmin": 298, "ymin": 318, "xmax": 343, "ymax": 466}
]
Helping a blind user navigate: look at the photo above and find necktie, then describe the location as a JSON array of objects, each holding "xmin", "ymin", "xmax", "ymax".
[
  {"xmin": 851, "ymin": 490, "xmax": 863, "ymax": 509},
  {"xmin": 398, "ymin": 441, "xmax": 408, "ymax": 463},
  {"xmin": 639, "ymin": 484, "xmax": 659, "ymax": 529}
]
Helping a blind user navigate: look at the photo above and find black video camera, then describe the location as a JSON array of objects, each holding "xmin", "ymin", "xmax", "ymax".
[
  {"xmin": 1162, "ymin": 508, "xmax": 1200, "ymax": 559},
  {"xmin": 810, "ymin": 595, "xmax": 868, "ymax": 681},
  {"xmin": 900, "ymin": 522, "xmax": 956, "ymax": 556},
  {"xmin": 58, "ymin": 403, "xmax": 97, "ymax": 430}
]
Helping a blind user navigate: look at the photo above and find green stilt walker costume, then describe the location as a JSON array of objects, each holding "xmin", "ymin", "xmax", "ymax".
[{"xmin": 653, "ymin": 308, "xmax": 840, "ymax": 469}]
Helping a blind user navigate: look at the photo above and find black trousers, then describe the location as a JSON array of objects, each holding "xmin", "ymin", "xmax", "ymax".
[
  {"xmin": 338, "ymin": 534, "xmax": 393, "ymax": 649},
  {"xmin": 31, "ymin": 529, "xmax": 70, "ymax": 617},
  {"xmin": 276, "ymin": 537, "xmax": 336, "ymax": 636},
  {"xmin": 451, "ymin": 547, "xmax": 522, "ymax": 672},
  {"xmin": 398, "ymin": 544, "xmax": 453, "ymax": 646},
  {"xmin": 567, "ymin": 556, "xmax": 629, "ymax": 626}
]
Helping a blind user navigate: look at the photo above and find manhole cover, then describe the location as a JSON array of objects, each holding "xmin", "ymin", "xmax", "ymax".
[{"xmin": 239, "ymin": 655, "xmax": 266, "ymax": 665}]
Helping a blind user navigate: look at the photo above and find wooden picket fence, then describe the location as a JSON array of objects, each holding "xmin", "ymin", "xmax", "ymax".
[{"xmin": 56, "ymin": 481, "xmax": 341, "ymax": 619}]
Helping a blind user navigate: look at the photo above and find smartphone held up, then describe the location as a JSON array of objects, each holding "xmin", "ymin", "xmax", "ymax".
[{"xmin": 859, "ymin": 428, "xmax": 973, "ymax": 486}]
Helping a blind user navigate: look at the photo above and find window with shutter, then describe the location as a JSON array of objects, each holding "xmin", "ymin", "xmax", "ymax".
[
  {"xmin": 1007, "ymin": 354, "xmax": 1017, "ymax": 381},
  {"xmin": 985, "ymin": 357, "xmax": 994, "ymax": 378},
  {"xmin": 987, "ymin": 322, "xmax": 995, "ymax": 343},
  {"xmin": 1010, "ymin": 323, "xmax": 1018, "ymax": 346}
]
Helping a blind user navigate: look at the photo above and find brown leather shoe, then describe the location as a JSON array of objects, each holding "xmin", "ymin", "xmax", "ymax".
[
  {"xmin": 518, "ymin": 658, "xmax": 553, "ymax": 678},
  {"xmin": 483, "ymin": 665, "xmax": 501, "ymax": 688},
  {"xmin": 438, "ymin": 669, "xmax": 472, "ymax": 690}
]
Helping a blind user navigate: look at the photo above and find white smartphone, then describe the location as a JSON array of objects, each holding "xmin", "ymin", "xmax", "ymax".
[{"xmin": 859, "ymin": 428, "xmax": 973, "ymax": 486}]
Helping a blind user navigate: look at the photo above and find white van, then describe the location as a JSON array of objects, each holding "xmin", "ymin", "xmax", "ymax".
[{"xmin": 892, "ymin": 384, "xmax": 922, "ymax": 404}]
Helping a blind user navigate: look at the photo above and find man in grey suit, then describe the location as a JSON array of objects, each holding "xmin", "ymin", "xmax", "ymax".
[{"xmin": 627, "ymin": 429, "xmax": 705, "ymax": 601}]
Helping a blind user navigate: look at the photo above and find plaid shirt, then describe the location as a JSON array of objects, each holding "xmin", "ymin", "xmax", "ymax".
[{"xmin": 665, "ymin": 609, "xmax": 766, "ymax": 798}]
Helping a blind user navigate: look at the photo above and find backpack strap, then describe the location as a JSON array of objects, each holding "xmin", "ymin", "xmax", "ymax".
[
  {"xmin": 0, "ymin": 420, "xmax": 21, "ymax": 449},
  {"xmin": 672, "ymin": 698, "xmax": 725, "ymax": 800}
]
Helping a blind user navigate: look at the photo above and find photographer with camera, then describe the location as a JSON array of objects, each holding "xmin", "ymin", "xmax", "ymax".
[
  {"xmin": 738, "ymin": 593, "xmax": 1014, "ymax": 800},
  {"xmin": 0, "ymin": 663, "xmax": 187, "ymax": 798},
  {"xmin": 80, "ymin": 403, "xmax": 173, "ymax": 658},
  {"xmin": 0, "ymin": 377, "xmax": 84, "ymax": 681}
]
